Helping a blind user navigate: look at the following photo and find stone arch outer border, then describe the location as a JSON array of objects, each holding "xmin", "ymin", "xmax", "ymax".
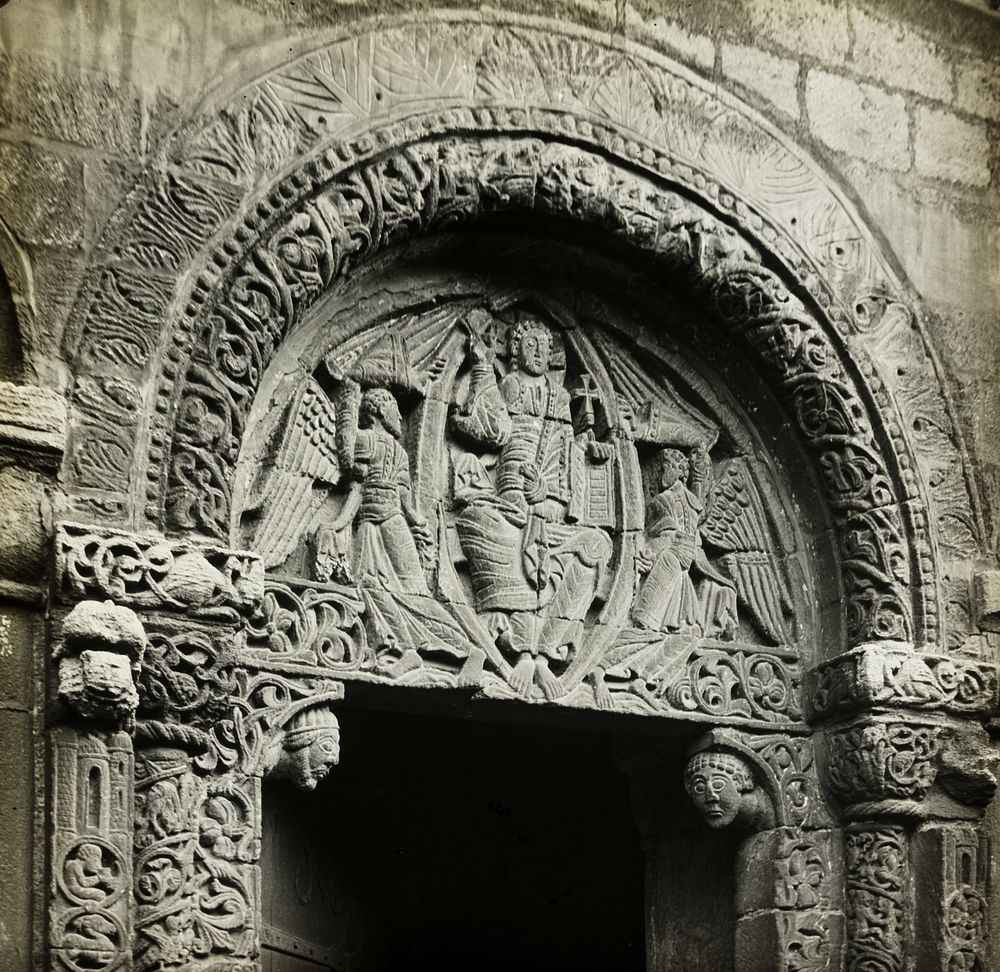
[
  {"xmin": 44, "ymin": 16, "xmax": 1000, "ymax": 972},
  {"xmin": 58, "ymin": 14, "xmax": 992, "ymax": 658},
  {"xmin": 147, "ymin": 118, "xmax": 926, "ymax": 652}
]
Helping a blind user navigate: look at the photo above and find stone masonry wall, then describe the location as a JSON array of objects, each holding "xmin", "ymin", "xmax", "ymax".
[{"xmin": 0, "ymin": 0, "xmax": 996, "ymax": 967}]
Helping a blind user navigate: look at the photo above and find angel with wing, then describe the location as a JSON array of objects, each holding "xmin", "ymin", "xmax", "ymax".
[
  {"xmin": 244, "ymin": 375, "xmax": 483, "ymax": 678},
  {"xmin": 632, "ymin": 445, "xmax": 792, "ymax": 646}
]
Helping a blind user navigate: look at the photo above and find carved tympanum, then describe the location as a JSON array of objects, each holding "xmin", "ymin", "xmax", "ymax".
[{"xmin": 240, "ymin": 296, "xmax": 801, "ymax": 721}]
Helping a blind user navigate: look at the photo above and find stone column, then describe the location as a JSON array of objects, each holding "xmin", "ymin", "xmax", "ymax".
[
  {"xmin": 0, "ymin": 381, "xmax": 66, "ymax": 969},
  {"xmin": 48, "ymin": 520, "xmax": 351, "ymax": 972},
  {"xmin": 681, "ymin": 730, "xmax": 845, "ymax": 972},
  {"xmin": 811, "ymin": 641, "xmax": 1000, "ymax": 972}
]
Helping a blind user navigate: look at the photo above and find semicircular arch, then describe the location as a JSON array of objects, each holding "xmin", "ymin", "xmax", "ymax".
[{"xmin": 60, "ymin": 13, "xmax": 984, "ymax": 655}]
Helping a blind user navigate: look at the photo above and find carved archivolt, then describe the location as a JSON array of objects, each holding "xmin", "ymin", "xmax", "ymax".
[{"xmin": 57, "ymin": 16, "xmax": 991, "ymax": 662}]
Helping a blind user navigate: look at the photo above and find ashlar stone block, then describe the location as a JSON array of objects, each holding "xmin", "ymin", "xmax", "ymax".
[
  {"xmin": 850, "ymin": 8, "xmax": 953, "ymax": 103},
  {"xmin": 720, "ymin": 42, "xmax": 800, "ymax": 118},
  {"xmin": 805, "ymin": 70, "xmax": 910, "ymax": 172},
  {"xmin": 914, "ymin": 107, "xmax": 992, "ymax": 188}
]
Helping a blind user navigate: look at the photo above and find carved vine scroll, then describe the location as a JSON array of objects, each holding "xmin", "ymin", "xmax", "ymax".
[{"xmin": 150, "ymin": 133, "xmax": 922, "ymax": 650}]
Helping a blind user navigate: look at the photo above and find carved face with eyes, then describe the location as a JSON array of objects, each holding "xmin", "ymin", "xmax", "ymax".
[
  {"xmin": 513, "ymin": 323, "xmax": 552, "ymax": 377},
  {"xmin": 274, "ymin": 708, "xmax": 342, "ymax": 791},
  {"xmin": 684, "ymin": 751, "xmax": 755, "ymax": 829},
  {"xmin": 657, "ymin": 448, "xmax": 689, "ymax": 490},
  {"xmin": 301, "ymin": 731, "xmax": 341, "ymax": 789}
]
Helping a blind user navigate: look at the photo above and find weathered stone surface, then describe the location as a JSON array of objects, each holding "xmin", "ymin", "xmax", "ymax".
[
  {"xmin": 720, "ymin": 42, "xmax": 799, "ymax": 118},
  {"xmin": 973, "ymin": 571, "xmax": 1000, "ymax": 633},
  {"xmin": 624, "ymin": 8, "xmax": 716, "ymax": 71},
  {"xmin": 805, "ymin": 71, "xmax": 910, "ymax": 171},
  {"xmin": 0, "ymin": 380, "xmax": 66, "ymax": 459},
  {"xmin": 0, "ymin": 141, "xmax": 84, "ymax": 247},
  {"xmin": 0, "ymin": 54, "xmax": 144, "ymax": 154},
  {"xmin": 956, "ymin": 55, "xmax": 1000, "ymax": 122},
  {"xmin": 61, "ymin": 599, "xmax": 146, "ymax": 657},
  {"xmin": 741, "ymin": 0, "xmax": 851, "ymax": 63},
  {"xmin": 0, "ymin": 710, "xmax": 33, "ymax": 971},
  {"xmin": 850, "ymin": 8, "xmax": 954, "ymax": 102},
  {"xmin": 0, "ymin": 608, "xmax": 34, "ymax": 716},
  {"xmin": 914, "ymin": 106, "xmax": 992, "ymax": 187},
  {"xmin": 0, "ymin": 465, "xmax": 46, "ymax": 586}
]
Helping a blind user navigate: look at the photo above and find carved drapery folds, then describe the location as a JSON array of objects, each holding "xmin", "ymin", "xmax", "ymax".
[
  {"xmin": 43, "ymin": 18, "xmax": 997, "ymax": 969},
  {"xmin": 151, "ymin": 134, "xmax": 920, "ymax": 651}
]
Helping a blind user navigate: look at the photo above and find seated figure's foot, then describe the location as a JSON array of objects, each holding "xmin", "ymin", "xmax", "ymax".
[
  {"xmin": 509, "ymin": 654, "xmax": 535, "ymax": 697},
  {"xmin": 590, "ymin": 670, "xmax": 614, "ymax": 710},
  {"xmin": 387, "ymin": 648, "xmax": 422, "ymax": 678},
  {"xmin": 457, "ymin": 647, "xmax": 486, "ymax": 688},
  {"xmin": 535, "ymin": 658, "xmax": 564, "ymax": 700}
]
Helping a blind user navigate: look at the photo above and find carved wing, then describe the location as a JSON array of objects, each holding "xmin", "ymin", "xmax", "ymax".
[
  {"xmin": 591, "ymin": 330, "xmax": 717, "ymax": 447},
  {"xmin": 244, "ymin": 378, "xmax": 343, "ymax": 569},
  {"xmin": 700, "ymin": 459, "xmax": 792, "ymax": 644}
]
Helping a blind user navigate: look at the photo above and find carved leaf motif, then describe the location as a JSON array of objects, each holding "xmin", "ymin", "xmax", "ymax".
[
  {"xmin": 593, "ymin": 61, "xmax": 665, "ymax": 143},
  {"xmin": 372, "ymin": 27, "xmax": 475, "ymax": 106},
  {"xmin": 269, "ymin": 38, "xmax": 374, "ymax": 137}
]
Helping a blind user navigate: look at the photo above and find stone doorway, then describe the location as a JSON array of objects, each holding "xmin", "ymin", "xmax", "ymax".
[{"xmin": 260, "ymin": 705, "xmax": 646, "ymax": 972}]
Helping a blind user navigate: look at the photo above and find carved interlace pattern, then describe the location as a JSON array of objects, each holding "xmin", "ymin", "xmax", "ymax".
[
  {"xmin": 157, "ymin": 135, "xmax": 914, "ymax": 647},
  {"xmin": 845, "ymin": 828, "xmax": 906, "ymax": 972},
  {"xmin": 828, "ymin": 721, "xmax": 942, "ymax": 808}
]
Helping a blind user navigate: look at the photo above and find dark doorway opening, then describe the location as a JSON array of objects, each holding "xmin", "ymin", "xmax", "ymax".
[{"xmin": 261, "ymin": 705, "xmax": 646, "ymax": 972}]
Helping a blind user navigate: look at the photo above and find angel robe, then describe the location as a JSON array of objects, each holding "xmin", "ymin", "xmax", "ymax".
[
  {"xmin": 632, "ymin": 480, "xmax": 702, "ymax": 632},
  {"xmin": 352, "ymin": 427, "xmax": 427, "ymax": 595}
]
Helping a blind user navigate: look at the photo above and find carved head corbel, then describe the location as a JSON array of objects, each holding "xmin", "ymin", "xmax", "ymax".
[
  {"xmin": 57, "ymin": 599, "xmax": 147, "ymax": 726},
  {"xmin": 684, "ymin": 748, "xmax": 776, "ymax": 833},
  {"xmin": 264, "ymin": 701, "xmax": 342, "ymax": 792}
]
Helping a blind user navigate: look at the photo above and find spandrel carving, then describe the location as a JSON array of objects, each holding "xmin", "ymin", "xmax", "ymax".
[{"xmin": 239, "ymin": 291, "xmax": 802, "ymax": 722}]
